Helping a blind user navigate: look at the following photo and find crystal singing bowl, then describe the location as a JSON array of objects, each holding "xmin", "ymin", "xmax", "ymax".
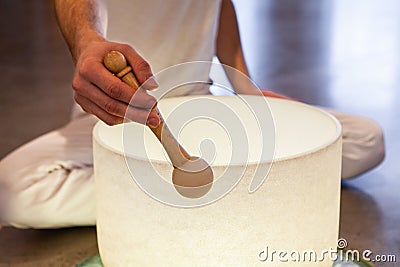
[{"xmin": 93, "ymin": 95, "xmax": 342, "ymax": 266}]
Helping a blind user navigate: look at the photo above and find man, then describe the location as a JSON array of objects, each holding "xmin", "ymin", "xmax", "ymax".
[{"xmin": 0, "ymin": 0, "xmax": 384, "ymax": 228}]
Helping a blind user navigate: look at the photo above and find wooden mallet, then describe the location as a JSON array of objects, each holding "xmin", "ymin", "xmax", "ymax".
[{"xmin": 103, "ymin": 51, "xmax": 213, "ymax": 198}]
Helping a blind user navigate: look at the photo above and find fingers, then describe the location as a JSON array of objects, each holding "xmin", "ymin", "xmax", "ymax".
[
  {"xmin": 74, "ymin": 94, "xmax": 124, "ymax": 126},
  {"xmin": 72, "ymin": 41, "xmax": 161, "ymax": 126},
  {"xmin": 74, "ymin": 89, "xmax": 160, "ymax": 127},
  {"xmin": 73, "ymin": 76, "xmax": 160, "ymax": 126},
  {"xmin": 78, "ymin": 59, "xmax": 157, "ymax": 110},
  {"xmin": 261, "ymin": 90, "xmax": 296, "ymax": 101},
  {"xmin": 121, "ymin": 46, "xmax": 159, "ymax": 90}
]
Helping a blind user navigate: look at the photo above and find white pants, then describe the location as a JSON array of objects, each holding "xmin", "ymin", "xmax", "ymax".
[{"xmin": 0, "ymin": 105, "xmax": 385, "ymax": 228}]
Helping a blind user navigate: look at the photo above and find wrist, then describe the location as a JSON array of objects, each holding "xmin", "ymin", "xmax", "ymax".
[{"xmin": 72, "ymin": 30, "xmax": 105, "ymax": 64}]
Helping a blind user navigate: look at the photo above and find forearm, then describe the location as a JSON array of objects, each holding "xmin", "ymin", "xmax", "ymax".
[
  {"xmin": 54, "ymin": 0, "xmax": 159, "ymax": 126},
  {"xmin": 217, "ymin": 0, "xmax": 248, "ymax": 74},
  {"xmin": 216, "ymin": 0, "xmax": 256, "ymax": 94},
  {"xmin": 216, "ymin": 0, "xmax": 292, "ymax": 100},
  {"xmin": 54, "ymin": 0, "xmax": 107, "ymax": 63}
]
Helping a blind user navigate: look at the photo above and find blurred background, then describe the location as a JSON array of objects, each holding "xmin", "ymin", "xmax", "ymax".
[{"xmin": 0, "ymin": 0, "xmax": 399, "ymax": 265}]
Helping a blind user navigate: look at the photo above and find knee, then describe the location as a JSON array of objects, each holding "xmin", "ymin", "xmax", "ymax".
[
  {"xmin": 0, "ymin": 161, "xmax": 61, "ymax": 228},
  {"xmin": 0, "ymin": 160, "xmax": 95, "ymax": 228},
  {"xmin": 367, "ymin": 119, "xmax": 385, "ymax": 162},
  {"xmin": 341, "ymin": 116, "xmax": 385, "ymax": 179},
  {"xmin": 358, "ymin": 117, "xmax": 385, "ymax": 166}
]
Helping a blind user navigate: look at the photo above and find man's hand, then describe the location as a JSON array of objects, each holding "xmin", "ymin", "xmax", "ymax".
[
  {"xmin": 72, "ymin": 41, "xmax": 160, "ymax": 126},
  {"xmin": 261, "ymin": 90, "xmax": 293, "ymax": 100},
  {"xmin": 54, "ymin": 0, "xmax": 159, "ymax": 126}
]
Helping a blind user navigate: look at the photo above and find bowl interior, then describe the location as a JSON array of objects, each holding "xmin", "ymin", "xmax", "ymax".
[{"xmin": 94, "ymin": 95, "xmax": 340, "ymax": 165}]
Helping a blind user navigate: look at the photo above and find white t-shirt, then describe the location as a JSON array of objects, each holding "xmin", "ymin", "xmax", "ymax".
[{"xmin": 105, "ymin": 0, "xmax": 222, "ymax": 96}]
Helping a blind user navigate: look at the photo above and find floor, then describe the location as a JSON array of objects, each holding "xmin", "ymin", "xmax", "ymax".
[{"xmin": 0, "ymin": 0, "xmax": 399, "ymax": 266}]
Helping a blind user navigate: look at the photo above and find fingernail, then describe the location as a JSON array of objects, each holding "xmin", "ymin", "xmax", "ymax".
[
  {"xmin": 147, "ymin": 117, "xmax": 159, "ymax": 128},
  {"xmin": 143, "ymin": 77, "xmax": 159, "ymax": 91}
]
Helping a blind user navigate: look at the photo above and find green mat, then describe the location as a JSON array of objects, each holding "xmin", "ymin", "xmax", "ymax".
[
  {"xmin": 76, "ymin": 254, "xmax": 103, "ymax": 267},
  {"xmin": 77, "ymin": 250, "xmax": 374, "ymax": 267}
]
